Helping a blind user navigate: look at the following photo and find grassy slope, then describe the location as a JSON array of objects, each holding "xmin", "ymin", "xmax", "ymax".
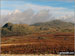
[{"xmin": 1, "ymin": 20, "xmax": 74, "ymax": 54}]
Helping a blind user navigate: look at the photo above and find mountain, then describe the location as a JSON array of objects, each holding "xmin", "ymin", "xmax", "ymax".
[{"xmin": 31, "ymin": 20, "xmax": 74, "ymax": 29}]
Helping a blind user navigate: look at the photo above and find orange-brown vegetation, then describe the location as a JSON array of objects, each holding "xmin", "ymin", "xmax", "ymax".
[{"xmin": 1, "ymin": 32, "xmax": 74, "ymax": 54}]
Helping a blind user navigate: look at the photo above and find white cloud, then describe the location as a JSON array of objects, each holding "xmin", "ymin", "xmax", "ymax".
[
  {"xmin": 1, "ymin": 3, "xmax": 70, "ymax": 16},
  {"xmin": 0, "ymin": 10, "xmax": 13, "ymax": 15},
  {"xmin": 23, "ymin": 4, "xmax": 74, "ymax": 17},
  {"xmin": 0, "ymin": 3, "xmax": 74, "ymax": 26},
  {"xmin": 23, "ymin": 3, "xmax": 67, "ymax": 11}
]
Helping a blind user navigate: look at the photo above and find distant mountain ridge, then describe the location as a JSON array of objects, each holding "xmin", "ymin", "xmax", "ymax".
[{"xmin": 31, "ymin": 20, "xmax": 74, "ymax": 27}]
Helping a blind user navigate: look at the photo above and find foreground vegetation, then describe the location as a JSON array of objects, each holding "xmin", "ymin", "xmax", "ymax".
[
  {"xmin": 1, "ymin": 33, "xmax": 74, "ymax": 54},
  {"xmin": 1, "ymin": 20, "xmax": 74, "ymax": 54}
]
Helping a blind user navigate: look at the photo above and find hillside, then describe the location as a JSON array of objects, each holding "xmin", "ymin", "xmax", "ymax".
[
  {"xmin": 1, "ymin": 20, "xmax": 74, "ymax": 37},
  {"xmin": 31, "ymin": 20, "xmax": 74, "ymax": 33},
  {"xmin": 1, "ymin": 20, "xmax": 74, "ymax": 54}
]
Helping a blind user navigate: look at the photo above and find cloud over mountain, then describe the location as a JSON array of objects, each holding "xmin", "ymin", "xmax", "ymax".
[
  {"xmin": 0, "ymin": 3, "xmax": 74, "ymax": 26},
  {"xmin": 0, "ymin": 9, "xmax": 74, "ymax": 27},
  {"xmin": 0, "ymin": 9, "xmax": 52, "ymax": 25}
]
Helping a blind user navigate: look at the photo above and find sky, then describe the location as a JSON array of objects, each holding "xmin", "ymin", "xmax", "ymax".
[
  {"xmin": 0, "ymin": 0, "xmax": 74, "ymax": 25},
  {"xmin": 1, "ymin": 0, "xmax": 74, "ymax": 15}
]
